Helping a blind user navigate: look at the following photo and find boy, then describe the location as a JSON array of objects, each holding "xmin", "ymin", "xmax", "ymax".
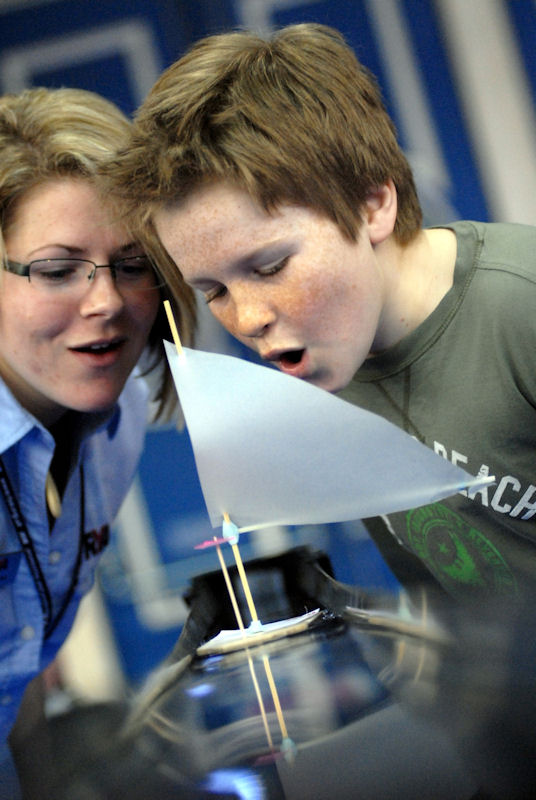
[{"xmin": 107, "ymin": 23, "xmax": 536, "ymax": 604}]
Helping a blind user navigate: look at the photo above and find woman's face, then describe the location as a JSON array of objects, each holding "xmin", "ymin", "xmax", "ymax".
[{"xmin": 0, "ymin": 178, "xmax": 160, "ymax": 426}]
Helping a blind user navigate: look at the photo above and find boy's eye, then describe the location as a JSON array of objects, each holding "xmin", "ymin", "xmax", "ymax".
[
  {"xmin": 204, "ymin": 284, "xmax": 227, "ymax": 304},
  {"xmin": 256, "ymin": 255, "xmax": 289, "ymax": 277},
  {"xmin": 203, "ymin": 255, "xmax": 289, "ymax": 304}
]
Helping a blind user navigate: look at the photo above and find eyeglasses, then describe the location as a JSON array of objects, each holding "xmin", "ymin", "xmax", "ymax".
[{"xmin": 4, "ymin": 256, "xmax": 165, "ymax": 296}]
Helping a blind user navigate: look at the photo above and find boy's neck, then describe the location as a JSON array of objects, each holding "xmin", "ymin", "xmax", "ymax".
[{"xmin": 372, "ymin": 227, "xmax": 457, "ymax": 353}]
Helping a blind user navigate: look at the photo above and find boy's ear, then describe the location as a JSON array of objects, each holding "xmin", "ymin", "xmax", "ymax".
[{"xmin": 364, "ymin": 179, "xmax": 397, "ymax": 244}]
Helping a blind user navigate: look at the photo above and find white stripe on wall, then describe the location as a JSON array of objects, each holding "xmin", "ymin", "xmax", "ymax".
[
  {"xmin": 365, "ymin": 0, "xmax": 457, "ymax": 224},
  {"xmin": 436, "ymin": 0, "xmax": 536, "ymax": 224},
  {"xmin": 0, "ymin": 20, "xmax": 162, "ymax": 102}
]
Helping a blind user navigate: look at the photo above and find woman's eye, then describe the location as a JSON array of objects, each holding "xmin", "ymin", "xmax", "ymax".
[{"xmin": 204, "ymin": 285, "xmax": 227, "ymax": 304}]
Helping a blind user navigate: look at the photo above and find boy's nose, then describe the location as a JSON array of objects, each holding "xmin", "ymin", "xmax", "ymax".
[{"xmin": 233, "ymin": 293, "xmax": 275, "ymax": 340}]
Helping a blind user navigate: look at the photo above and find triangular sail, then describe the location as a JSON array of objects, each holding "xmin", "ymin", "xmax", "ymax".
[{"xmin": 165, "ymin": 343, "xmax": 492, "ymax": 532}]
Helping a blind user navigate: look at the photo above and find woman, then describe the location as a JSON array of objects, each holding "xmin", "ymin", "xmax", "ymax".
[{"xmin": 0, "ymin": 86, "xmax": 195, "ymax": 794}]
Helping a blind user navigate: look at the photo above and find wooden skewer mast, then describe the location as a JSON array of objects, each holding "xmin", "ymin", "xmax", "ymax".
[
  {"xmin": 223, "ymin": 512, "xmax": 260, "ymax": 625},
  {"xmin": 164, "ymin": 300, "xmax": 183, "ymax": 356},
  {"xmin": 213, "ymin": 535, "xmax": 274, "ymax": 752},
  {"xmin": 164, "ymin": 300, "xmax": 291, "ymax": 754}
]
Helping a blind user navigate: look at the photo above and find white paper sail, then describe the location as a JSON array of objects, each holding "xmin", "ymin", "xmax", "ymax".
[{"xmin": 165, "ymin": 343, "xmax": 493, "ymax": 532}]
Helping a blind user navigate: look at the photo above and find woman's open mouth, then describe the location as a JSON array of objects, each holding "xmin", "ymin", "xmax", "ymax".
[
  {"xmin": 70, "ymin": 338, "xmax": 125, "ymax": 366},
  {"xmin": 72, "ymin": 337, "xmax": 124, "ymax": 355}
]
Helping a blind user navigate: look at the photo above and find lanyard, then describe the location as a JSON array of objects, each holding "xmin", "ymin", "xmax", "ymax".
[{"xmin": 0, "ymin": 455, "xmax": 84, "ymax": 639}]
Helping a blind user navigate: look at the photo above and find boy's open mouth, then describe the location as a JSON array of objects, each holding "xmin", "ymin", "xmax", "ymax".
[
  {"xmin": 278, "ymin": 349, "xmax": 305, "ymax": 368},
  {"xmin": 262, "ymin": 347, "xmax": 307, "ymax": 375}
]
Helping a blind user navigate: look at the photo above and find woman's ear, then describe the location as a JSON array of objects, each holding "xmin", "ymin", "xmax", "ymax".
[{"xmin": 364, "ymin": 179, "xmax": 397, "ymax": 244}]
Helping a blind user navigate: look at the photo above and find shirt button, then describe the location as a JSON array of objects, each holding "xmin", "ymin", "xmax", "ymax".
[
  {"xmin": 0, "ymin": 694, "xmax": 12, "ymax": 706},
  {"xmin": 20, "ymin": 625, "xmax": 35, "ymax": 640},
  {"xmin": 49, "ymin": 551, "xmax": 62, "ymax": 565}
]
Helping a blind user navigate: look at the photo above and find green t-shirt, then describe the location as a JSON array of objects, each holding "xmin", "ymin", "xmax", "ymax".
[{"xmin": 339, "ymin": 221, "xmax": 536, "ymax": 603}]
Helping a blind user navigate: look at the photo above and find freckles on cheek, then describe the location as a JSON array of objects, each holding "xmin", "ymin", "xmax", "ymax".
[{"xmin": 289, "ymin": 277, "xmax": 332, "ymax": 321}]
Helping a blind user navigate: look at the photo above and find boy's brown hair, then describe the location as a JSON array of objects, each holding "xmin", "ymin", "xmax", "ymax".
[{"xmin": 108, "ymin": 22, "xmax": 422, "ymax": 245}]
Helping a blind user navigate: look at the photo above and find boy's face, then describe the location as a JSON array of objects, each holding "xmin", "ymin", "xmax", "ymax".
[{"xmin": 155, "ymin": 181, "xmax": 388, "ymax": 392}]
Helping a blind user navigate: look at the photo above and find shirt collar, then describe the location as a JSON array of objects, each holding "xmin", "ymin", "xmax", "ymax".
[{"xmin": 0, "ymin": 376, "xmax": 121, "ymax": 455}]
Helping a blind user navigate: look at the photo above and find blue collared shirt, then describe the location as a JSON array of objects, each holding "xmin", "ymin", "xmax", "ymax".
[{"xmin": 0, "ymin": 371, "xmax": 149, "ymax": 749}]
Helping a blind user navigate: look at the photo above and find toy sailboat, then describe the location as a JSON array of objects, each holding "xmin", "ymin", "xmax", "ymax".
[
  {"xmin": 162, "ymin": 302, "xmax": 493, "ymax": 759},
  {"xmin": 163, "ymin": 341, "xmax": 492, "ymax": 534}
]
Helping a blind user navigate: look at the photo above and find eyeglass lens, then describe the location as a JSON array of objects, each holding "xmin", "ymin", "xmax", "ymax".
[{"xmin": 28, "ymin": 257, "xmax": 162, "ymax": 292}]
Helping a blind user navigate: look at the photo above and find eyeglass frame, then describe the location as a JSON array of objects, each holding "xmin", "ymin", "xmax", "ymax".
[{"xmin": 3, "ymin": 255, "xmax": 166, "ymax": 292}]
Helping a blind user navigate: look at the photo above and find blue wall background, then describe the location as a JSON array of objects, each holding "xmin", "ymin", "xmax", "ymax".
[{"xmin": 1, "ymin": 0, "xmax": 535, "ymax": 684}]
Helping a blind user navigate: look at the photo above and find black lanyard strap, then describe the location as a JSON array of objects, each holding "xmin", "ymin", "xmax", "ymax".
[
  {"xmin": 0, "ymin": 454, "xmax": 84, "ymax": 639},
  {"xmin": 46, "ymin": 469, "xmax": 84, "ymax": 639}
]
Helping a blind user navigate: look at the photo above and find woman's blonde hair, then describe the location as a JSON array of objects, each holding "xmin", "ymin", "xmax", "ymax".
[
  {"xmin": 0, "ymin": 86, "xmax": 196, "ymax": 419},
  {"xmin": 107, "ymin": 23, "xmax": 422, "ymax": 247}
]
